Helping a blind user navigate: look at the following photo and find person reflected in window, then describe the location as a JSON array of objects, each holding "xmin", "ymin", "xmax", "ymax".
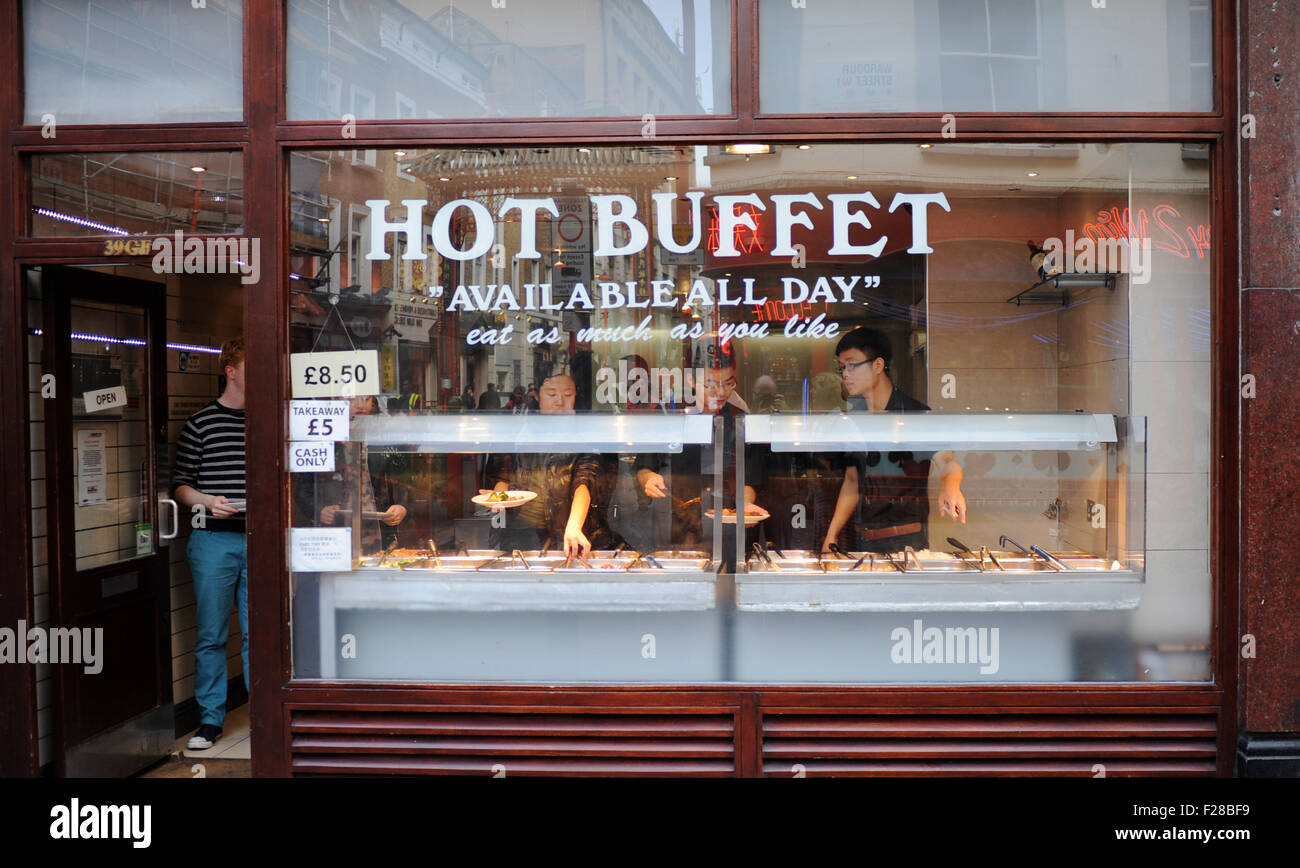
[
  {"xmin": 317, "ymin": 395, "xmax": 409, "ymax": 550},
  {"xmin": 480, "ymin": 369, "xmax": 614, "ymax": 557},
  {"xmin": 822, "ymin": 327, "xmax": 966, "ymax": 554}
]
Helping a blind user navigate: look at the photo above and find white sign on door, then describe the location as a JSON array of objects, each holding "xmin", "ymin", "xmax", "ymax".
[
  {"xmin": 82, "ymin": 385, "xmax": 128, "ymax": 414},
  {"xmin": 76, "ymin": 428, "xmax": 108, "ymax": 505},
  {"xmin": 289, "ymin": 400, "xmax": 350, "ymax": 440},
  {"xmin": 290, "ymin": 350, "xmax": 380, "ymax": 398},
  {"xmin": 288, "ymin": 442, "xmax": 336, "ymax": 473},
  {"xmin": 290, "ymin": 528, "xmax": 353, "ymax": 572}
]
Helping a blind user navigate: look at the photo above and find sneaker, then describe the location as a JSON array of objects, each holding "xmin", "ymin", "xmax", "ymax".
[{"xmin": 187, "ymin": 724, "xmax": 222, "ymax": 750}]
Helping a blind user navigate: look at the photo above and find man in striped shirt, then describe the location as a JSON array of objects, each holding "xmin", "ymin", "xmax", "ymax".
[{"xmin": 172, "ymin": 337, "xmax": 247, "ymax": 751}]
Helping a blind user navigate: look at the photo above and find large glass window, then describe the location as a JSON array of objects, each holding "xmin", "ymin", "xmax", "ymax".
[
  {"xmin": 760, "ymin": 0, "xmax": 1214, "ymax": 113},
  {"xmin": 285, "ymin": 142, "xmax": 1211, "ymax": 684},
  {"xmin": 28, "ymin": 152, "xmax": 245, "ymax": 237},
  {"xmin": 287, "ymin": 0, "xmax": 732, "ymax": 120},
  {"xmin": 23, "ymin": 0, "xmax": 244, "ymax": 125}
]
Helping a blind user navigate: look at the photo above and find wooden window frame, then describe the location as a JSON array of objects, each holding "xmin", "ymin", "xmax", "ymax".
[{"xmin": 0, "ymin": 1, "xmax": 1240, "ymax": 778}]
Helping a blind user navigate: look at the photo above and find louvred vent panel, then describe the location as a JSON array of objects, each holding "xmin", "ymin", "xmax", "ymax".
[
  {"xmin": 761, "ymin": 712, "xmax": 1217, "ymax": 777},
  {"xmin": 290, "ymin": 709, "xmax": 736, "ymax": 777}
]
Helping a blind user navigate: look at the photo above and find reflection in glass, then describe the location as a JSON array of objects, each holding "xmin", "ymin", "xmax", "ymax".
[
  {"xmin": 286, "ymin": 143, "xmax": 1211, "ymax": 684},
  {"xmin": 287, "ymin": 0, "xmax": 731, "ymax": 120},
  {"xmin": 760, "ymin": 0, "xmax": 1213, "ymax": 113},
  {"xmin": 29, "ymin": 152, "xmax": 245, "ymax": 237},
  {"xmin": 23, "ymin": 0, "xmax": 243, "ymax": 124}
]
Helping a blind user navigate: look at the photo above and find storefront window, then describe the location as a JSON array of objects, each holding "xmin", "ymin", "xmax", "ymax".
[
  {"xmin": 287, "ymin": 0, "xmax": 732, "ymax": 120},
  {"xmin": 286, "ymin": 142, "xmax": 1210, "ymax": 684},
  {"xmin": 28, "ymin": 152, "xmax": 245, "ymax": 237},
  {"xmin": 22, "ymin": 0, "xmax": 244, "ymax": 125},
  {"xmin": 760, "ymin": 0, "xmax": 1213, "ymax": 113}
]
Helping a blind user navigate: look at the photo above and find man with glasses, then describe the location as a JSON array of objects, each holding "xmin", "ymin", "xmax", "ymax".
[{"xmin": 822, "ymin": 326, "xmax": 967, "ymax": 554}]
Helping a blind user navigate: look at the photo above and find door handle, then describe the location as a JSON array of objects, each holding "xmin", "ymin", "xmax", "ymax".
[{"xmin": 160, "ymin": 498, "xmax": 179, "ymax": 540}]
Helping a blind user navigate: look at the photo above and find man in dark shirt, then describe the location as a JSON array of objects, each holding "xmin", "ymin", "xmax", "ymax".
[
  {"xmin": 634, "ymin": 341, "xmax": 763, "ymax": 563},
  {"xmin": 822, "ymin": 327, "xmax": 967, "ymax": 554},
  {"xmin": 172, "ymin": 337, "xmax": 247, "ymax": 750}
]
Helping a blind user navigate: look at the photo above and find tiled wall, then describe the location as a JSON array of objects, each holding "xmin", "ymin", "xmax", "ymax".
[{"xmin": 27, "ymin": 267, "xmax": 245, "ymax": 768}]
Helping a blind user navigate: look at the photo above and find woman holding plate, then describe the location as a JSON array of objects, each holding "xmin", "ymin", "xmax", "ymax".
[{"xmin": 480, "ymin": 368, "xmax": 615, "ymax": 558}]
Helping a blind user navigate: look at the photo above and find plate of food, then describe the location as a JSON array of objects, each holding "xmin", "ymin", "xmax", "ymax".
[
  {"xmin": 471, "ymin": 490, "xmax": 538, "ymax": 509},
  {"xmin": 705, "ymin": 504, "xmax": 770, "ymax": 527}
]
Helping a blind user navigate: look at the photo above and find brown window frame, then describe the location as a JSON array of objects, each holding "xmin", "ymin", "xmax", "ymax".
[{"xmin": 0, "ymin": 1, "xmax": 1239, "ymax": 778}]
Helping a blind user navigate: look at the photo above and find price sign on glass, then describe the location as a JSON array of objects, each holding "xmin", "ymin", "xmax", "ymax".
[
  {"xmin": 290, "ymin": 350, "xmax": 380, "ymax": 398},
  {"xmin": 289, "ymin": 401, "xmax": 350, "ymax": 441}
]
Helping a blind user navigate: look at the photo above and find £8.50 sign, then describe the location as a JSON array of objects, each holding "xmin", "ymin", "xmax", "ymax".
[{"xmin": 290, "ymin": 350, "xmax": 381, "ymax": 398}]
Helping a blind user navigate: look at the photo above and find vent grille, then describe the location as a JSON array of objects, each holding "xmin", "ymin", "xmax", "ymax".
[
  {"xmin": 290, "ymin": 709, "xmax": 736, "ymax": 777},
  {"xmin": 761, "ymin": 712, "xmax": 1217, "ymax": 777}
]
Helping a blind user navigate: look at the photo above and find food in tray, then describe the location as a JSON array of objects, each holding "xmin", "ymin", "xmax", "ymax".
[
  {"xmin": 471, "ymin": 490, "xmax": 538, "ymax": 509},
  {"xmin": 706, "ymin": 504, "xmax": 771, "ymax": 525}
]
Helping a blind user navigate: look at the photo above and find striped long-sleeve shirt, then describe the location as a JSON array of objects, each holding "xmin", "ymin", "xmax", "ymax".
[{"xmin": 172, "ymin": 399, "xmax": 246, "ymax": 532}]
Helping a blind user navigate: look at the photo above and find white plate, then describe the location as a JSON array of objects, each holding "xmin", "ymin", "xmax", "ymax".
[
  {"xmin": 706, "ymin": 506, "xmax": 770, "ymax": 527},
  {"xmin": 472, "ymin": 490, "xmax": 538, "ymax": 509}
]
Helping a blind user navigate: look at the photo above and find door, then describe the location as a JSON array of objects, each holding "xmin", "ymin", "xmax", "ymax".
[{"xmin": 42, "ymin": 265, "xmax": 173, "ymax": 777}]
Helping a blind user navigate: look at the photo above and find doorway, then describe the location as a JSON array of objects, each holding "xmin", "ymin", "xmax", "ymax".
[
  {"xmin": 25, "ymin": 264, "xmax": 248, "ymax": 776},
  {"xmin": 39, "ymin": 265, "xmax": 172, "ymax": 776}
]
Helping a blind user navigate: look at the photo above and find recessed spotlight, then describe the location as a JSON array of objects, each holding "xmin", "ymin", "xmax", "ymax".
[
  {"xmin": 797, "ymin": 144, "xmax": 811, "ymax": 150},
  {"xmin": 317, "ymin": 217, "xmax": 330, "ymax": 223},
  {"xmin": 394, "ymin": 150, "xmax": 407, "ymax": 158},
  {"xmin": 1026, "ymin": 171, "xmax": 1039, "ymax": 177},
  {"xmin": 577, "ymin": 147, "xmax": 591, "ymax": 153},
  {"xmin": 190, "ymin": 165, "xmax": 206, "ymax": 174},
  {"xmin": 918, "ymin": 143, "xmax": 933, "ymax": 149},
  {"xmin": 664, "ymin": 175, "xmax": 678, "ymax": 181},
  {"xmin": 847, "ymin": 175, "xmax": 858, "ymax": 180},
  {"xmin": 438, "ymin": 176, "xmax": 451, "ymax": 182}
]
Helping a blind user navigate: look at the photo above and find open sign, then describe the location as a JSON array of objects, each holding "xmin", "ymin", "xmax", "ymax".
[{"xmin": 83, "ymin": 386, "xmax": 127, "ymax": 413}]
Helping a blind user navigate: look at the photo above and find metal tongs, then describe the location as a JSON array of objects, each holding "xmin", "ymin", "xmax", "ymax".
[
  {"xmin": 848, "ymin": 551, "xmax": 874, "ymax": 572},
  {"xmin": 751, "ymin": 542, "xmax": 774, "ymax": 568},
  {"xmin": 511, "ymin": 549, "xmax": 531, "ymax": 570},
  {"xmin": 946, "ymin": 537, "xmax": 986, "ymax": 573},
  {"xmin": 426, "ymin": 538, "xmax": 442, "ymax": 569},
  {"xmin": 902, "ymin": 546, "xmax": 923, "ymax": 571},
  {"xmin": 826, "ymin": 543, "xmax": 852, "ymax": 560},
  {"xmin": 376, "ymin": 538, "xmax": 400, "ymax": 566}
]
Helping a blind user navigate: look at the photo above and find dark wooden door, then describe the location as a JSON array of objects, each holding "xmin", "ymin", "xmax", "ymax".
[{"xmin": 43, "ymin": 265, "xmax": 173, "ymax": 777}]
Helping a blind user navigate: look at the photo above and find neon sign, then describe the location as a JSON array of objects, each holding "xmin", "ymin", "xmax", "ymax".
[{"xmin": 1081, "ymin": 204, "xmax": 1211, "ymax": 260}]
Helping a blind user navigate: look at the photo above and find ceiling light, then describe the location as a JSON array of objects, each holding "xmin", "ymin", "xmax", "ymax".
[
  {"xmin": 394, "ymin": 150, "xmax": 407, "ymax": 158},
  {"xmin": 438, "ymin": 176, "xmax": 451, "ymax": 182},
  {"xmin": 577, "ymin": 147, "xmax": 591, "ymax": 153},
  {"xmin": 724, "ymin": 143, "xmax": 772, "ymax": 155},
  {"xmin": 847, "ymin": 175, "xmax": 858, "ymax": 180},
  {"xmin": 190, "ymin": 165, "xmax": 206, "ymax": 174},
  {"xmin": 1027, "ymin": 171, "xmax": 1039, "ymax": 177},
  {"xmin": 918, "ymin": 143, "xmax": 933, "ymax": 149},
  {"xmin": 664, "ymin": 175, "xmax": 677, "ymax": 181},
  {"xmin": 797, "ymin": 144, "xmax": 811, "ymax": 150}
]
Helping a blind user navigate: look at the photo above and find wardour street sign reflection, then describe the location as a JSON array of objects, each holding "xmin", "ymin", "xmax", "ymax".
[{"xmin": 365, "ymin": 191, "xmax": 952, "ymax": 262}]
